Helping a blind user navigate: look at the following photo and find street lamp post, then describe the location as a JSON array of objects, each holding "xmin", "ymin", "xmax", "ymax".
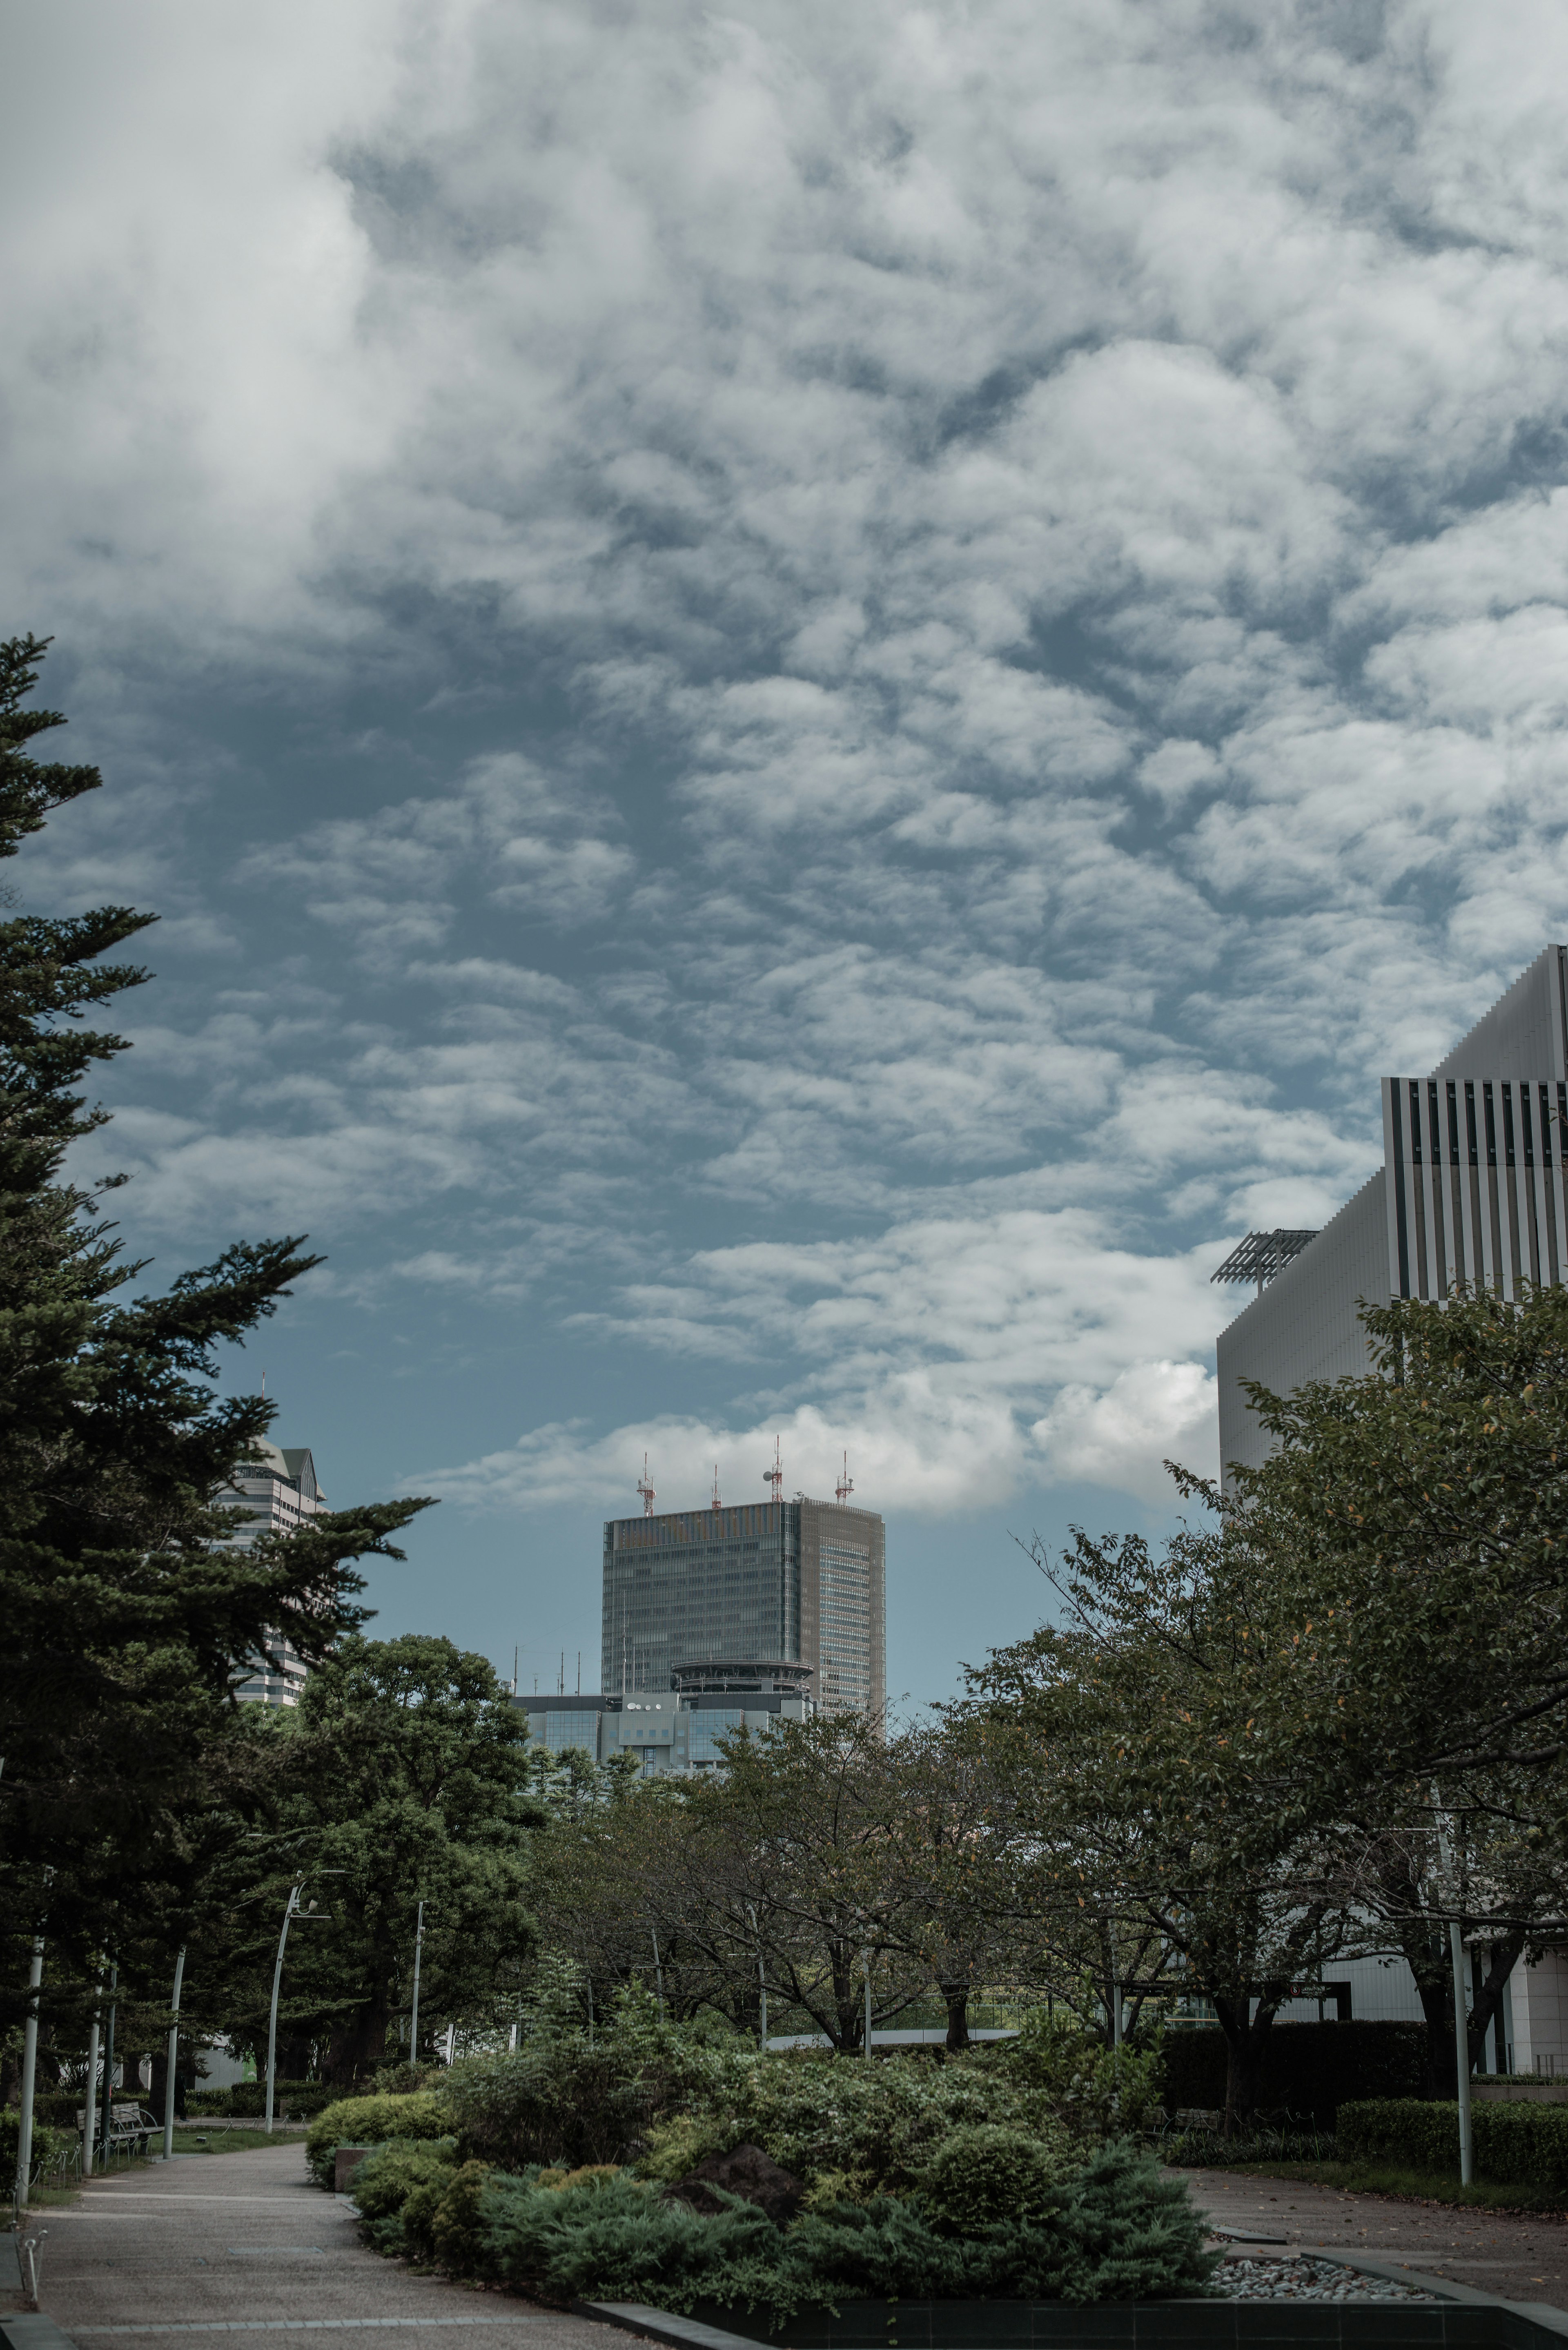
[
  {"xmin": 408, "ymin": 1902, "xmax": 424, "ymax": 2070},
  {"xmin": 266, "ymin": 1876, "xmax": 340, "ymax": 2134},
  {"xmin": 162, "ymin": 1946, "xmax": 187, "ymax": 2161}
]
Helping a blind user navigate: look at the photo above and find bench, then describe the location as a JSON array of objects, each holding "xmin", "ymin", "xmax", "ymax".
[{"xmin": 77, "ymin": 2102, "xmax": 158, "ymax": 2155}]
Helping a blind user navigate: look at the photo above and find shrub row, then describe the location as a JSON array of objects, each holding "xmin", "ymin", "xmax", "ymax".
[
  {"xmin": 1158, "ymin": 2022, "xmax": 1427, "ymax": 2124},
  {"xmin": 189, "ymin": 2081, "xmax": 339, "ymax": 2118},
  {"xmin": 1338, "ymin": 2097, "xmax": 1568, "ymax": 2187},
  {"xmin": 349, "ymin": 2134, "xmax": 1218, "ymax": 2317}
]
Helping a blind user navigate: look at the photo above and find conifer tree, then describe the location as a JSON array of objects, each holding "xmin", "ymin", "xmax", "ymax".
[{"xmin": 0, "ymin": 636, "xmax": 431, "ymax": 2035}]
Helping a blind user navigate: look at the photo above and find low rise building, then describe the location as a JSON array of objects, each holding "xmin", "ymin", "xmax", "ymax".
[{"xmin": 518, "ymin": 1659, "xmax": 813, "ymax": 1774}]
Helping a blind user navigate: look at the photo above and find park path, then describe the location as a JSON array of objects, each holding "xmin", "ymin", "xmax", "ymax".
[
  {"xmin": 1185, "ymin": 2165, "xmax": 1568, "ymax": 2312},
  {"xmin": 17, "ymin": 2142, "xmax": 638, "ymax": 2350}
]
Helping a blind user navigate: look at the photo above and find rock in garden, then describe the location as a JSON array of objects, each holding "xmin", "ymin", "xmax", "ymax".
[{"xmin": 666, "ymin": 2142, "xmax": 804, "ymax": 2225}]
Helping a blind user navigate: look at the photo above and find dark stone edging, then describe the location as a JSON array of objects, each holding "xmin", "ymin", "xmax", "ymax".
[{"xmin": 578, "ymin": 2266, "xmax": 1568, "ymax": 2348}]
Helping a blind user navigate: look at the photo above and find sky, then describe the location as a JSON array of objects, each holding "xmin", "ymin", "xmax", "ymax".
[{"xmin": 5, "ymin": 0, "xmax": 1568, "ymax": 1710}]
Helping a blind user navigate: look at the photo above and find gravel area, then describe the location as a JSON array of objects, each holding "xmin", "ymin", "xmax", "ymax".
[{"xmin": 1214, "ymin": 2255, "xmax": 1445, "ymax": 2303}]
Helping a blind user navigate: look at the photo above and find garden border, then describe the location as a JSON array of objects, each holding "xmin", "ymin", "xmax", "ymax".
[{"xmin": 578, "ymin": 2255, "xmax": 1568, "ymax": 2349}]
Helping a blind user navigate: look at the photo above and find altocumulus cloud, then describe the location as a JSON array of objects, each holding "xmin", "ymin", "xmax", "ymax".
[{"xmin": 5, "ymin": 0, "xmax": 1568, "ymax": 1525}]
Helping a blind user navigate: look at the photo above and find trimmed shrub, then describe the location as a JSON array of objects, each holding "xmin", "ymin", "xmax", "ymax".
[
  {"xmin": 1159, "ymin": 2022, "xmax": 1427, "ymax": 2125},
  {"xmin": 351, "ymin": 2140, "xmax": 460, "ymax": 2252},
  {"xmin": 305, "ymin": 2091, "xmax": 446, "ymax": 2187},
  {"xmin": 920, "ymin": 2124, "xmax": 1074, "ymax": 2231},
  {"xmin": 1339, "ymin": 2096, "xmax": 1568, "ymax": 2187}
]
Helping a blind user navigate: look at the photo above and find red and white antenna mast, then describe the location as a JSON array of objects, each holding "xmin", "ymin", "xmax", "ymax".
[
  {"xmin": 836, "ymin": 1449, "xmax": 854, "ymax": 1505},
  {"xmin": 711, "ymin": 1462, "xmax": 722, "ymax": 1514},
  {"xmin": 636, "ymin": 1452, "xmax": 656, "ymax": 1517},
  {"xmin": 764, "ymin": 1436, "xmax": 783, "ymax": 1505}
]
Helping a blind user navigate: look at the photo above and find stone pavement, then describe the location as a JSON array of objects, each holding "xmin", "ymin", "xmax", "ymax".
[
  {"xmin": 1183, "ymin": 2165, "xmax": 1568, "ymax": 2313},
  {"xmin": 6, "ymin": 2142, "xmax": 640, "ymax": 2350}
]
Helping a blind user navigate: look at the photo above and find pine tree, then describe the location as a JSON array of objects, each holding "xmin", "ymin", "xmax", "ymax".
[{"xmin": 0, "ymin": 636, "xmax": 432, "ymax": 2033}]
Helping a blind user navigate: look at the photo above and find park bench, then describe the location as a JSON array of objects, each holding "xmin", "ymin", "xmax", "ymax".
[{"xmin": 76, "ymin": 2102, "xmax": 159, "ymax": 2156}]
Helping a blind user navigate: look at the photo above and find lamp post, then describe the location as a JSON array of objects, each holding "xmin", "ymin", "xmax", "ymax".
[
  {"xmin": 83, "ymin": 1970, "xmax": 104, "ymax": 2179},
  {"xmin": 162, "ymin": 1946, "xmax": 187, "ymax": 2160},
  {"xmin": 99, "ymin": 1961, "xmax": 118, "ymax": 2165},
  {"xmin": 266, "ymin": 1875, "xmax": 340, "ymax": 2133},
  {"xmin": 408, "ymin": 1901, "xmax": 424, "ymax": 2070},
  {"xmin": 14, "ymin": 1872, "xmax": 53, "ymax": 2211},
  {"xmin": 1433, "ymin": 1796, "xmax": 1474, "ymax": 2185}
]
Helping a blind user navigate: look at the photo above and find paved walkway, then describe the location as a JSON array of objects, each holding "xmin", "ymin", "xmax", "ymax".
[
  {"xmin": 1183, "ymin": 2166, "xmax": 1568, "ymax": 2312},
  {"xmin": 7, "ymin": 2143, "xmax": 639, "ymax": 2350}
]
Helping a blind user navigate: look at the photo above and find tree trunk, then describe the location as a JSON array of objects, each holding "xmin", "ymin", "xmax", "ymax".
[
  {"xmin": 942, "ymin": 1981, "xmax": 970, "ymax": 2050},
  {"xmin": 322, "ymin": 1993, "xmax": 392, "ymax": 2085},
  {"xmin": 830, "ymin": 1941, "xmax": 861, "ymax": 2051},
  {"xmin": 1211, "ymin": 1993, "xmax": 1278, "ymax": 2132}
]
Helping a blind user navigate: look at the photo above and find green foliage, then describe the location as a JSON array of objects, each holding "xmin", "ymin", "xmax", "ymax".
[
  {"xmin": 424, "ymin": 2159, "xmax": 498, "ymax": 2273},
  {"xmin": 228, "ymin": 1637, "xmax": 543, "ymax": 2082},
  {"xmin": 469, "ymin": 2143, "xmax": 1214, "ymax": 2318},
  {"xmin": 189, "ymin": 2082, "xmax": 338, "ymax": 2118},
  {"xmin": 1339, "ymin": 2096, "xmax": 1568, "ymax": 2188},
  {"xmin": 304, "ymin": 2091, "xmax": 446, "ymax": 2186},
  {"xmin": 999, "ymin": 2012, "xmax": 1165, "ymax": 2140},
  {"xmin": 350, "ymin": 2140, "xmax": 461, "ymax": 2253},
  {"xmin": 0, "ymin": 636, "xmax": 431, "ymax": 2036},
  {"xmin": 649, "ymin": 2042, "xmax": 1083, "ymax": 2200},
  {"xmin": 483, "ymin": 2165, "xmax": 788, "ymax": 2312},
  {"xmin": 0, "ymin": 2111, "xmax": 74, "ymax": 2181},
  {"xmin": 920, "ymin": 2124, "xmax": 1073, "ymax": 2231},
  {"xmin": 439, "ymin": 1963, "xmax": 703, "ymax": 2170}
]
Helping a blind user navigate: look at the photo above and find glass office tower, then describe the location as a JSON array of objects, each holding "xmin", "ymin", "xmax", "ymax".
[{"xmin": 601, "ymin": 1492, "xmax": 885, "ymax": 1719}]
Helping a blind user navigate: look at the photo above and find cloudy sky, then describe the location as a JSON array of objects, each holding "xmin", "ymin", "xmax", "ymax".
[{"xmin": 6, "ymin": 0, "xmax": 1567, "ymax": 1706}]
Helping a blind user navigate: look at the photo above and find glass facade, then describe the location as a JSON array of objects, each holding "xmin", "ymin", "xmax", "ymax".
[
  {"xmin": 601, "ymin": 1501, "xmax": 800, "ymax": 1694},
  {"xmin": 540, "ymin": 1708, "xmax": 602, "ymax": 1753}
]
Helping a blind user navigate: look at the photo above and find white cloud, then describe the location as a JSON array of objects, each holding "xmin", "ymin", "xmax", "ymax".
[{"xmin": 16, "ymin": 0, "xmax": 1568, "ymax": 1548}]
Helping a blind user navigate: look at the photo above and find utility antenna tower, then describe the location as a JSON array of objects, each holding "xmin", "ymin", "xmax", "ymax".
[
  {"xmin": 764, "ymin": 1437, "xmax": 783, "ymax": 1505},
  {"xmin": 836, "ymin": 1449, "xmax": 854, "ymax": 1505},
  {"xmin": 636, "ymin": 1453, "xmax": 656, "ymax": 1516},
  {"xmin": 711, "ymin": 1463, "xmax": 722, "ymax": 1513}
]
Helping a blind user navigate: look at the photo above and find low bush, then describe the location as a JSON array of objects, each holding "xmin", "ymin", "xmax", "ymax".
[
  {"xmin": 348, "ymin": 2131, "xmax": 1216, "ymax": 2319},
  {"xmin": 0, "ymin": 2112, "xmax": 75, "ymax": 2181},
  {"xmin": 352, "ymin": 2140, "xmax": 461, "ymax": 2253},
  {"xmin": 304, "ymin": 2091, "xmax": 446, "ymax": 2187},
  {"xmin": 636, "ymin": 2041, "xmax": 1082, "ymax": 2200},
  {"xmin": 1339, "ymin": 2097, "xmax": 1568, "ymax": 2187},
  {"xmin": 920, "ymin": 2124, "xmax": 1074, "ymax": 2230},
  {"xmin": 190, "ymin": 2082, "xmax": 339, "ymax": 2119}
]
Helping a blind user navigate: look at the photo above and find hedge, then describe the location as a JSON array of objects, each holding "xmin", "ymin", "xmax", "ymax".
[
  {"xmin": 1339, "ymin": 2097, "xmax": 1568, "ymax": 2187},
  {"xmin": 188, "ymin": 2081, "xmax": 338, "ymax": 2118},
  {"xmin": 1158, "ymin": 2022, "xmax": 1426, "ymax": 2124},
  {"xmin": 304, "ymin": 2091, "xmax": 448, "ymax": 2186}
]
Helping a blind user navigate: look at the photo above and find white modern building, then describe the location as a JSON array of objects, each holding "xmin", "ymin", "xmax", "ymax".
[
  {"xmin": 1216, "ymin": 944, "xmax": 1568, "ymax": 1480},
  {"xmin": 1212, "ymin": 944, "xmax": 1568, "ymax": 2072},
  {"xmin": 224, "ymin": 1440, "xmax": 329, "ymax": 1707}
]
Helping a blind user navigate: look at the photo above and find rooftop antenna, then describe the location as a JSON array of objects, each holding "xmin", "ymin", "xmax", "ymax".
[
  {"xmin": 764, "ymin": 1437, "xmax": 783, "ymax": 1505},
  {"xmin": 559, "ymin": 1650, "xmax": 565, "ymax": 1696},
  {"xmin": 512, "ymin": 1644, "xmax": 519, "ymax": 1697},
  {"xmin": 637, "ymin": 1452, "xmax": 656, "ymax": 1517},
  {"xmin": 576, "ymin": 1650, "xmax": 581, "ymax": 1695},
  {"xmin": 711, "ymin": 1462, "xmax": 722, "ymax": 1513},
  {"xmin": 836, "ymin": 1449, "xmax": 854, "ymax": 1505}
]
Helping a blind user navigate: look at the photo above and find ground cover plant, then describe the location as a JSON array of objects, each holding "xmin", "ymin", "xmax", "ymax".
[
  {"xmin": 347, "ymin": 2135, "xmax": 1217, "ymax": 2319},
  {"xmin": 318, "ymin": 1983, "xmax": 1216, "ymax": 2317}
]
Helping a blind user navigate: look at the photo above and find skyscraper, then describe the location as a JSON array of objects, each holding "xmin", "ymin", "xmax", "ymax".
[
  {"xmin": 224, "ymin": 1439, "xmax": 329, "ymax": 1706},
  {"xmin": 1216, "ymin": 944, "xmax": 1568, "ymax": 1481},
  {"xmin": 600, "ymin": 1486, "xmax": 886, "ymax": 1719}
]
